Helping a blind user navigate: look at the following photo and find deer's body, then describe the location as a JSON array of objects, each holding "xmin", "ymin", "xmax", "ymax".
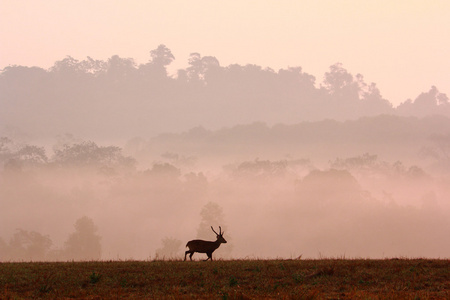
[{"xmin": 184, "ymin": 226, "xmax": 227, "ymax": 261}]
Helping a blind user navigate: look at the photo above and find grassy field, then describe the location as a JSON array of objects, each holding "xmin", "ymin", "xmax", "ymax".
[{"xmin": 0, "ymin": 259, "xmax": 449, "ymax": 299}]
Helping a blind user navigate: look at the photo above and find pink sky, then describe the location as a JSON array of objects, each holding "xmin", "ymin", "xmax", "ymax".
[{"xmin": 1, "ymin": 0, "xmax": 449, "ymax": 106}]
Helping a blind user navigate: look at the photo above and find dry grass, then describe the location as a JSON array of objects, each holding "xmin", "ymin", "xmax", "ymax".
[{"xmin": 0, "ymin": 259, "xmax": 449, "ymax": 299}]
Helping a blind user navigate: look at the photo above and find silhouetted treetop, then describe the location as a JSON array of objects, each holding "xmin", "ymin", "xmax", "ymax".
[
  {"xmin": 64, "ymin": 216, "xmax": 101, "ymax": 261},
  {"xmin": 150, "ymin": 44, "xmax": 175, "ymax": 67},
  {"xmin": 7, "ymin": 229, "xmax": 53, "ymax": 261},
  {"xmin": 397, "ymin": 86, "xmax": 450, "ymax": 117},
  {"xmin": 323, "ymin": 63, "xmax": 357, "ymax": 97}
]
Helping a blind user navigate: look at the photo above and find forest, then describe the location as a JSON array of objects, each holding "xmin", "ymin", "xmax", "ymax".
[
  {"xmin": 1, "ymin": 45, "xmax": 449, "ymax": 141},
  {"xmin": 1, "ymin": 45, "xmax": 450, "ymax": 261}
]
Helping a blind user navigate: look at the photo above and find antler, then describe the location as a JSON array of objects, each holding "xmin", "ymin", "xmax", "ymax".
[
  {"xmin": 211, "ymin": 226, "xmax": 225, "ymax": 236},
  {"xmin": 211, "ymin": 226, "xmax": 219, "ymax": 235}
]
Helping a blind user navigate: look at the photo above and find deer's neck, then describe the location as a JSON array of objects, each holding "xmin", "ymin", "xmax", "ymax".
[{"xmin": 213, "ymin": 239, "xmax": 222, "ymax": 248}]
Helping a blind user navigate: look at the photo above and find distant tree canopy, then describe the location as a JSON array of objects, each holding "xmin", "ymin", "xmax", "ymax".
[
  {"xmin": 1, "ymin": 44, "xmax": 448, "ymax": 139},
  {"xmin": 0, "ymin": 138, "xmax": 135, "ymax": 175},
  {"xmin": 0, "ymin": 139, "xmax": 49, "ymax": 172},
  {"xmin": 233, "ymin": 159, "xmax": 288, "ymax": 178},
  {"xmin": 64, "ymin": 216, "xmax": 101, "ymax": 261},
  {"xmin": 196, "ymin": 202, "xmax": 232, "ymax": 258},
  {"xmin": 197, "ymin": 202, "xmax": 226, "ymax": 240},
  {"xmin": 397, "ymin": 86, "xmax": 450, "ymax": 117},
  {"xmin": 154, "ymin": 237, "xmax": 182, "ymax": 259},
  {"xmin": 52, "ymin": 141, "xmax": 136, "ymax": 171},
  {"xmin": 0, "ymin": 217, "xmax": 103, "ymax": 261},
  {"xmin": 4, "ymin": 229, "xmax": 53, "ymax": 261}
]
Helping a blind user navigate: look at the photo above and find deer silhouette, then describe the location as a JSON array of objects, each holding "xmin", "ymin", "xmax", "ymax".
[{"xmin": 184, "ymin": 226, "xmax": 227, "ymax": 261}]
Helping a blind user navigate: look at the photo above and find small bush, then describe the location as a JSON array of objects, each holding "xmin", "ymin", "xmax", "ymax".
[{"xmin": 89, "ymin": 272, "xmax": 101, "ymax": 284}]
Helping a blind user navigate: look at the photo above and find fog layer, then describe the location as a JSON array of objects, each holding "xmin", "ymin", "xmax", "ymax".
[
  {"xmin": 1, "ymin": 117, "xmax": 449, "ymax": 260},
  {"xmin": 1, "ymin": 49, "xmax": 449, "ymax": 260}
]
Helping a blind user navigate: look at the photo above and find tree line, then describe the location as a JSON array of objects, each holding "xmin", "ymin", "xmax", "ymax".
[
  {"xmin": 0, "ymin": 216, "xmax": 101, "ymax": 261},
  {"xmin": 1, "ymin": 45, "xmax": 449, "ymax": 140},
  {"xmin": 0, "ymin": 136, "xmax": 135, "ymax": 174}
]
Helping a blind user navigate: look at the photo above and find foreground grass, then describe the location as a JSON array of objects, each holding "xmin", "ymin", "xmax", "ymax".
[{"xmin": 0, "ymin": 259, "xmax": 449, "ymax": 299}]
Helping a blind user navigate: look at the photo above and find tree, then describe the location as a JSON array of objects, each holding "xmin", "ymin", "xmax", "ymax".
[
  {"xmin": 8, "ymin": 229, "xmax": 53, "ymax": 261},
  {"xmin": 106, "ymin": 55, "xmax": 137, "ymax": 82},
  {"xmin": 232, "ymin": 159, "xmax": 288, "ymax": 179},
  {"xmin": 50, "ymin": 55, "xmax": 107, "ymax": 80},
  {"xmin": 0, "ymin": 140, "xmax": 47, "ymax": 169},
  {"xmin": 357, "ymin": 75, "xmax": 393, "ymax": 115},
  {"xmin": 52, "ymin": 141, "xmax": 136, "ymax": 173},
  {"xmin": 0, "ymin": 137, "xmax": 13, "ymax": 164},
  {"xmin": 197, "ymin": 202, "xmax": 225, "ymax": 239},
  {"xmin": 322, "ymin": 63, "xmax": 359, "ymax": 100},
  {"xmin": 139, "ymin": 44, "xmax": 175, "ymax": 79},
  {"xmin": 0, "ymin": 237, "xmax": 8, "ymax": 261},
  {"xmin": 397, "ymin": 86, "xmax": 450, "ymax": 117},
  {"xmin": 150, "ymin": 44, "xmax": 175, "ymax": 67},
  {"xmin": 330, "ymin": 153, "xmax": 378, "ymax": 170},
  {"xmin": 50, "ymin": 56, "xmax": 83, "ymax": 76},
  {"xmin": 321, "ymin": 63, "xmax": 392, "ymax": 119},
  {"xmin": 196, "ymin": 202, "xmax": 232, "ymax": 257},
  {"xmin": 415, "ymin": 86, "xmax": 448, "ymax": 108},
  {"xmin": 52, "ymin": 133, "xmax": 83, "ymax": 153},
  {"xmin": 64, "ymin": 216, "xmax": 102, "ymax": 260},
  {"xmin": 146, "ymin": 163, "xmax": 181, "ymax": 180},
  {"xmin": 154, "ymin": 237, "xmax": 182, "ymax": 259},
  {"xmin": 186, "ymin": 53, "xmax": 203, "ymax": 82},
  {"xmin": 79, "ymin": 56, "xmax": 107, "ymax": 75},
  {"xmin": 278, "ymin": 67, "xmax": 316, "ymax": 93},
  {"xmin": 420, "ymin": 133, "xmax": 450, "ymax": 172},
  {"xmin": 186, "ymin": 53, "xmax": 220, "ymax": 83},
  {"xmin": 14, "ymin": 145, "xmax": 48, "ymax": 165}
]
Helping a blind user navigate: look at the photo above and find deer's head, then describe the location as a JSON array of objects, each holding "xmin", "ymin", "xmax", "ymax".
[{"xmin": 211, "ymin": 226, "xmax": 227, "ymax": 243}]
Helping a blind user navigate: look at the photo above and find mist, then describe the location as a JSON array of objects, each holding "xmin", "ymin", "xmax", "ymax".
[{"xmin": 1, "ymin": 48, "xmax": 450, "ymax": 261}]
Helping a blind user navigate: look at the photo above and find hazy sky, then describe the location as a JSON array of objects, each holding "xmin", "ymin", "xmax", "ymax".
[{"xmin": 1, "ymin": 0, "xmax": 449, "ymax": 106}]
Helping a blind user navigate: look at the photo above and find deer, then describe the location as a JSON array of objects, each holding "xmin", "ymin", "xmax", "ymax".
[{"xmin": 184, "ymin": 226, "xmax": 227, "ymax": 261}]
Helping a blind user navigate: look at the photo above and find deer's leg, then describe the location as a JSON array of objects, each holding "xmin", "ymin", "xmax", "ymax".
[
  {"xmin": 184, "ymin": 250, "xmax": 189, "ymax": 261},
  {"xmin": 189, "ymin": 252, "xmax": 194, "ymax": 261},
  {"xmin": 204, "ymin": 252, "xmax": 212, "ymax": 261}
]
